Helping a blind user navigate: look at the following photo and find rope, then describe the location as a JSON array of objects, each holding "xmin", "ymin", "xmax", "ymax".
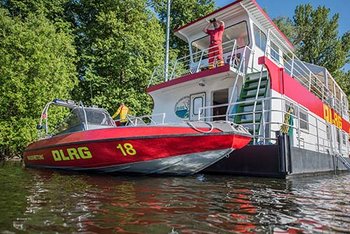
[{"xmin": 187, "ymin": 121, "xmax": 214, "ymax": 133}]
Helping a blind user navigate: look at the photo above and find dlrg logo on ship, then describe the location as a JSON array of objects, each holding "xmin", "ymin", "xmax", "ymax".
[
  {"xmin": 51, "ymin": 146, "xmax": 92, "ymax": 161},
  {"xmin": 323, "ymin": 104, "xmax": 342, "ymax": 129}
]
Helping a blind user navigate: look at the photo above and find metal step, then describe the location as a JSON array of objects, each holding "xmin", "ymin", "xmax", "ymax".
[
  {"xmin": 241, "ymin": 91, "xmax": 266, "ymax": 99},
  {"xmin": 336, "ymin": 155, "xmax": 350, "ymax": 170},
  {"xmin": 237, "ymin": 118, "xmax": 262, "ymax": 124},
  {"xmin": 244, "ymin": 84, "xmax": 267, "ymax": 91},
  {"xmin": 245, "ymin": 76, "xmax": 267, "ymax": 84},
  {"xmin": 239, "ymin": 101, "xmax": 262, "ymax": 107}
]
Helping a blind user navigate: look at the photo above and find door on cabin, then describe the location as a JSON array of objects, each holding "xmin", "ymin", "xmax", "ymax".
[
  {"xmin": 212, "ymin": 89, "xmax": 229, "ymax": 121},
  {"xmin": 190, "ymin": 92, "xmax": 206, "ymax": 121}
]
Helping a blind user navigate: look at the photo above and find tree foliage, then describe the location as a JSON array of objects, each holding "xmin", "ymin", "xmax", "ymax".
[
  {"xmin": 0, "ymin": 0, "xmax": 167, "ymax": 159},
  {"xmin": 293, "ymin": 5, "xmax": 350, "ymax": 74},
  {"xmin": 273, "ymin": 16, "xmax": 296, "ymax": 44},
  {"xmin": 150, "ymin": 0, "xmax": 215, "ymax": 57},
  {"xmin": 67, "ymin": 0, "xmax": 164, "ymax": 115},
  {"xmin": 273, "ymin": 4, "xmax": 350, "ymax": 98},
  {"xmin": 0, "ymin": 8, "xmax": 77, "ymax": 157}
]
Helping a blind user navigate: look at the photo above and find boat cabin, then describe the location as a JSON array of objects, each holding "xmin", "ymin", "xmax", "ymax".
[
  {"xmin": 37, "ymin": 99, "xmax": 115, "ymax": 138},
  {"xmin": 147, "ymin": 0, "xmax": 350, "ymax": 175}
]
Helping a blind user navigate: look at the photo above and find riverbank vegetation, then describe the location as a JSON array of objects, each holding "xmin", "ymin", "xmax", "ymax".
[{"xmin": 0, "ymin": 0, "xmax": 349, "ymax": 159}]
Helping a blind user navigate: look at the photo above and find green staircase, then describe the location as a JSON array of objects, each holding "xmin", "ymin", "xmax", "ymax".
[{"xmin": 233, "ymin": 71, "xmax": 269, "ymax": 137}]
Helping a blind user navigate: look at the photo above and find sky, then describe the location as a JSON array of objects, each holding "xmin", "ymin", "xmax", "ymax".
[
  {"xmin": 216, "ymin": 0, "xmax": 350, "ymax": 70},
  {"xmin": 216, "ymin": 0, "xmax": 349, "ymax": 35}
]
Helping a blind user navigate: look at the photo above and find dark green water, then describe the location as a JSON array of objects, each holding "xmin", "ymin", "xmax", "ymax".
[{"xmin": 1, "ymin": 161, "xmax": 350, "ymax": 233}]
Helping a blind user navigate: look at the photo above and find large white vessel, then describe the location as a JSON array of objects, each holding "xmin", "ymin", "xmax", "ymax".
[{"xmin": 147, "ymin": 0, "xmax": 350, "ymax": 177}]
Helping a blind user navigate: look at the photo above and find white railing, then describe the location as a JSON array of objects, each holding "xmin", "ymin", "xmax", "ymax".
[
  {"xmin": 225, "ymin": 46, "xmax": 260, "ymax": 120},
  {"xmin": 126, "ymin": 113, "xmax": 166, "ymax": 126},
  {"xmin": 265, "ymin": 30, "xmax": 348, "ymax": 116},
  {"xmin": 148, "ymin": 39, "xmax": 239, "ymax": 87},
  {"xmin": 198, "ymin": 96, "xmax": 348, "ymax": 155}
]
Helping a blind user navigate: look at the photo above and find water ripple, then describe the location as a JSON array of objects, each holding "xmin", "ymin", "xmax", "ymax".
[{"xmin": 1, "ymin": 163, "xmax": 350, "ymax": 233}]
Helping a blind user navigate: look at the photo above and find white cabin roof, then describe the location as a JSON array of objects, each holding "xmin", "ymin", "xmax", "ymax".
[{"xmin": 174, "ymin": 0, "xmax": 294, "ymax": 52}]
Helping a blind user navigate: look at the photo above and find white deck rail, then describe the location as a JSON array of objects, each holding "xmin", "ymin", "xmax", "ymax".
[
  {"xmin": 265, "ymin": 30, "xmax": 349, "ymax": 118},
  {"xmin": 148, "ymin": 39, "xmax": 239, "ymax": 87},
  {"xmin": 199, "ymin": 96, "xmax": 349, "ymax": 156}
]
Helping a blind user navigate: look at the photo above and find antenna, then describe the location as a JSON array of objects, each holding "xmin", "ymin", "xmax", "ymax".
[{"xmin": 164, "ymin": 0, "xmax": 171, "ymax": 81}]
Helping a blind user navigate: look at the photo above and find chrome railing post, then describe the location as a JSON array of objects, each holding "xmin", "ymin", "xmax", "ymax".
[
  {"xmin": 265, "ymin": 30, "xmax": 270, "ymax": 57},
  {"xmin": 226, "ymin": 46, "xmax": 250, "ymax": 121},
  {"xmin": 196, "ymin": 50, "xmax": 205, "ymax": 73},
  {"xmin": 308, "ymin": 71, "xmax": 312, "ymax": 91},
  {"xmin": 169, "ymin": 60, "xmax": 177, "ymax": 81},
  {"xmin": 262, "ymin": 99, "xmax": 266, "ymax": 144},
  {"xmin": 229, "ymin": 40, "xmax": 237, "ymax": 67},
  {"xmin": 297, "ymin": 107, "xmax": 301, "ymax": 148},
  {"xmin": 79, "ymin": 101, "xmax": 88, "ymax": 130},
  {"xmin": 250, "ymin": 50, "xmax": 255, "ymax": 73},
  {"xmin": 291, "ymin": 54, "xmax": 295, "ymax": 77}
]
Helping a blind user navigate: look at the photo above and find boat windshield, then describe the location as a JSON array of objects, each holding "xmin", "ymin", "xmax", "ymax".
[{"xmin": 54, "ymin": 107, "xmax": 114, "ymax": 135}]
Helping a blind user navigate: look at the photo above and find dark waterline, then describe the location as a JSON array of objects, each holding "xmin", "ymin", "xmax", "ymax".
[{"xmin": 1, "ymin": 161, "xmax": 350, "ymax": 233}]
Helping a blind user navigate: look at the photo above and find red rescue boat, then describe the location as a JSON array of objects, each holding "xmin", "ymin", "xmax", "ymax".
[{"xmin": 24, "ymin": 99, "xmax": 251, "ymax": 175}]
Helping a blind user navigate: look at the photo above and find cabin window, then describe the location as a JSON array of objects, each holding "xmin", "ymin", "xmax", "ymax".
[
  {"xmin": 191, "ymin": 21, "xmax": 249, "ymax": 56},
  {"xmin": 299, "ymin": 109, "xmax": 309, "ymax": 131},
  {"xmin": 253, "ymin": 24, "xmax": 267, "ymax": 51},
  {"xmin": 192, "ymin": 96, "xmax": 204, "ymax": 115},
  {"xmin": 270, "ymin": 42, "xmax": 280, "ymax": 63},
  {"xmin": 326, "ymin": 125, "xmax": 331, "ymax": 141},
  {"xmin": 336, "ymin": 129, "xmax": 340, "ymax": 144},
  {"xmin": 342, "ymin": 132, "xmax": 347, "ymax": 145}
]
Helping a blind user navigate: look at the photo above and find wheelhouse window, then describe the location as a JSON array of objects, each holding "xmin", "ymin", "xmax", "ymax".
[
  {"xmin": 191, "ymin": 21, "xmax": 250, "ymax": 56},
  {"xmin": 253, "ymin": 24, "xmax": 267, "ymax": 51},
  {"xmin": 299, "ymin": 109, "xmax": 309, "ymax": 131}
]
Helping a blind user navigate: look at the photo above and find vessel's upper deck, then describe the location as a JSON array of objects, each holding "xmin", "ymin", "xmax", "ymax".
[
  {"xmin": 174, "ymin": 0, "xmax": 294, "ymax": 53},
  {"xmin": 148, "ymin": 0, "xmax": 349, "ymax": 118}
]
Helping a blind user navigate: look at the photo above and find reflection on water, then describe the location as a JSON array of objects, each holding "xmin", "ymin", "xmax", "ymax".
[{"xmin": 1, "ymin": 161, "xmax": 350, "ymax": 233}]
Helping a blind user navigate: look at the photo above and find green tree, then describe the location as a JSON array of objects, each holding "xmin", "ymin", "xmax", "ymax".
[
  {"xmin": 293, "ymin": 4, "xmax": 350, "ymax": 74},
  {"xmin": 273, "ymin": 4, "xmax": 350, "ymax": 98},
  {"xmin": 0, "ymin": 0, "xmax": 68, "ymax": 21},
  {"xmin": 150, "ymin": 0, "xmax": 215, "ymax": 57},
  {"xmin": 67, "ymin": 0, "xmax": 164, "ymax": 115},
  {"xmin": 0, "ymin": 9, "xmax": 76, "ymax": 158},
  {"xmin": 334, "ymin": 70, "xmax": 350, "ymax": 103},
  {"xmin": 273, "ymin": 16, "xmax": 296, "ymax": 43}
]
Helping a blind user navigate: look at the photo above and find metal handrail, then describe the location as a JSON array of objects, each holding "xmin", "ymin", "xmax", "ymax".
[
  {"xmin": 252, "ymin": 67, "xmax": 267, "ymax": 144},
  {"xmin": 127, "ymin": 113, "xmax": 166, "ymax": 126},
  {"xmin": 225, "ymin": 46, "xmax": 250, "ymax": 120},
  {"xmin": 199, "ymin": 96, "xmax": 347, "ymax": 155},
  {"xmin": 148, "ymin": 39, "xmax": 238, "ymax": 87},
  {"xmin": 265, "ymin": 30, "xmax": 349, "ymax": 116}
]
